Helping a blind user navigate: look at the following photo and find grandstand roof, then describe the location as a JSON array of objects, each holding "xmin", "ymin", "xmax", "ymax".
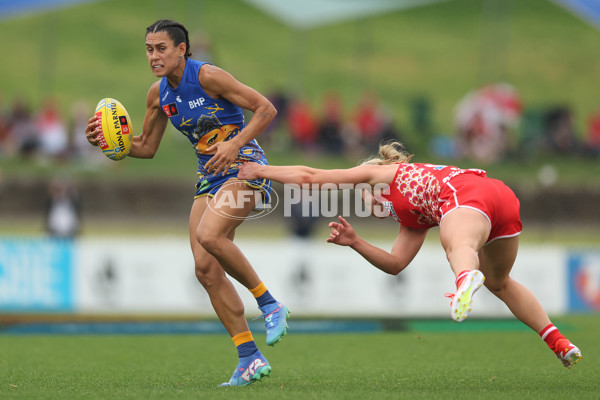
[
  {"xmin": 0, "ymin": 0, "xmax": 100, "ymax": 20},
  {"xmin": 1, "ymin": 0, "xmax": 599, "ymax": 31},
  {"xmin": 243, "ymin": 0, "xmax": 449, "ymax": 29},
  {"xmin": 244, "ymin": 0, "xmax": 600, "ymax": 30},
  {"xmin": 552, "ymin": 0, "xmax": 600, "ymax": 29}
]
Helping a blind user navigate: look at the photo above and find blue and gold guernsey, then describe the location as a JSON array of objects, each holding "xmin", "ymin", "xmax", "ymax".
[{"xmin": 159, "ymin": 59, "xmax": 271, "ymax": 202}]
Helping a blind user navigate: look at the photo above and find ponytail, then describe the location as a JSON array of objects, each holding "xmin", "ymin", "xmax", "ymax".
[{"xmin": 361, "ymin": 141, "xmax": 413, "ymax": 165}]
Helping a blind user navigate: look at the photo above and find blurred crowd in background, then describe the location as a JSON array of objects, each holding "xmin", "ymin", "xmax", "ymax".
[
  {"xmin": 268, "ymin": 82, "xmax": 600, "ymax": 164},
  {"xmin": 2, "ymin": 85, "xmax": 600, "ymax": 240},
  {"xmin": 2, "ymin": 84, "xmax": 600, "ymax": 169},
  {"xmin": 1, "ymin": 1, "xmax": 599, "ymax": 247},
  {"xmin": 0, "ymin": 94, "xmax": 108, "ymax": 167},
  {"xmin": 261, "ymin": 88, "xmax": 404, "ymax": 158},
  {"xmin": 449, "ymin": 83, "xmax": 600, "ymax": 163}
]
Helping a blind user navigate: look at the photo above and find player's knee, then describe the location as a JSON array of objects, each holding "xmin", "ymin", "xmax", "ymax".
[
  {"xmin": 194, "ymin": 268, "xmax": 213, "ymax": 288},
  {"xmin": 194, "ymin": 258, "xmax": 210, "ymax": 281},
  {"xmin": 195, "ymin": 229, "xmax": 221, "ymax": 254},
  {"xmin": 484, "ymin": 278, "xmax": 507, "ymax": 296},
  {"xmin": 194, "ymin": 262, "xmax": 222, "ymax": 289},
  {"xmin": 446, "ymin": 242, "xmax": 476, "ymax": 256}
]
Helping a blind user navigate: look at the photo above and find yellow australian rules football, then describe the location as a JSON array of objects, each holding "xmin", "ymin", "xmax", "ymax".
[{"xmin": 94, "ymin": 98, "xmax": 133, "ymax": 160}]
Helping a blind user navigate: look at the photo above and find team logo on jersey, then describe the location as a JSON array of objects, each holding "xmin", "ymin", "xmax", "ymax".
[
  {"xmin": 194, "ymin": 114, "xmax": 221, "ymax": 137},
  {"xmin": 206, "ymin": 132, "xmax": 220, "ymax": 147},
  {"xmin": 181, "ymin": 116, "xmax": 194, "ymax": 127},
  {"xmin": 206, "ymin": 103, "xmax": 224, "ymax": 115},
  {"xmin": 195, "ymin": 124, "xmax": 238, "ymax": 154},
  {"xmin": 176, "ymin": 95, "xmax": 182, "ymax": 103},
  {"xmin": 381, "ymin": 201, "xmax": 400, "ymax": 222},
  {"xmin": 162, "ymin": 103, "xmax": 179, "ymax": 117}
]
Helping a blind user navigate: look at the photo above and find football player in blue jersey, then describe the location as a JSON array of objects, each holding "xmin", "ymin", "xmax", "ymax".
[{"xmin": 85, "ymin": 19, "xmax": 289, "ymax": 387}]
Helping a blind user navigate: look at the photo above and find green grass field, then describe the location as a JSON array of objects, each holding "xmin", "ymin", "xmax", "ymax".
[{"xmin": 2, "ymin": 316, "xmax": 599, "ymax": 399}]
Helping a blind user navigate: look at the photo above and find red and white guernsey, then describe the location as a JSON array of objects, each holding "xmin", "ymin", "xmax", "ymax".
[{"xmin": 378, "ymin": 163, "xmax": 487, "ymax": 229}]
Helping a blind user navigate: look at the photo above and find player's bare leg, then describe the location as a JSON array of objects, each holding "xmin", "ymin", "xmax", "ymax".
[
  {"xmin": 439, "ymin": 208, "xmax": 489, "ymax": 321},
  {"xmin": 439, "ymin": 208, "xmax": 490, "ymax": 276},
  {"xmin": 195, "ymin": 180, "xmax": 261, "ymax": 288},
  {"xmin": 477, "ymin": 236, "xmax": 550, "ymax": 330},
  {"xmin": 480, "ymin": 236, "xmax": 582, "ymax": 368},
  {"xmin": 190, "ymin": 196, "xmax": 272, "ymax": 386},
  {"xmin": 190, "ymin": 197, "xmax": 249, "ymax": 337},
  {"xmin": 197, "ymin": 180, "xmax": 289, "ymax": 346}
]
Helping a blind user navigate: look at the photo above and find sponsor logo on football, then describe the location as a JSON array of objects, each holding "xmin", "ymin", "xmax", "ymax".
[
  {"xmin": 119, "ymin": 116, "xmax": 130, "ymax": 135},
  {"xmin": 108, "ymin": 102, "xmax": 127, "ymax": 153},
  {"xmin": 97, "ymin": 134, "xmax": 108, "ymax": 150},
  {"xmin": 95, "ymin": 111, "xmax": 108, "ymax": 150},
  {"xmin": 111, "ymin": 106, "xmax": 120, "ymax": 131}
]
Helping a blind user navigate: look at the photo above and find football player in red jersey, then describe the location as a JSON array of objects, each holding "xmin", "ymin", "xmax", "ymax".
[{"xmin": 239, "ymin": 141, "xmax": 582, "ymax": 369}]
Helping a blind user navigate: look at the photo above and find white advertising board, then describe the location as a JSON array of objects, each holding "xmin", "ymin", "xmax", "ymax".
[{"xmin": 68, "ymin": 238, "xmax": 566, "ymax": 317}]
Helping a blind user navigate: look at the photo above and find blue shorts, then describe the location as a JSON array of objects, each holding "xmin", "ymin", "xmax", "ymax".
[{"xmin": 194, "ymin": 163, "xmax": 272, "ymax": 210}]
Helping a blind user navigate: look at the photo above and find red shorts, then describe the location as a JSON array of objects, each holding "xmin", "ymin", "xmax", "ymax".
[{"xmin": 439, "ymin": 174, "xmax": 522, "ymax": 244}]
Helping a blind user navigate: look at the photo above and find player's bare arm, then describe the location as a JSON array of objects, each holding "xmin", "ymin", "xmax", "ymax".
[
  {"xmin": 329, "ymin": 216, "xmax": 428, "ymax": 275},
  {"xmin": 129, "ymin": 82, "xmax": 169, "ymax": 159},
  {"xmin": 200, "ymin": 64, "xmax": 276, "ymax": 174},
  {"xmin": 238, "ymin": 163, "xmax": 397, "ymax": 187}
]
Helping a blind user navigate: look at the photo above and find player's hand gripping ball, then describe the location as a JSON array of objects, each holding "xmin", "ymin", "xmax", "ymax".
[{"xmin": 94, "ymin": 98, "xmax": 133, "ymax": 160}]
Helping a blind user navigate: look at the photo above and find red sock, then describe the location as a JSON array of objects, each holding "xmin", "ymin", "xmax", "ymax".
[
  {"xmin": 455, "ymin": 270, "xmax": 471, "ymax": 289},
  {"xmin": 539, "ymin": 323, "xmax": 566, "ymax": 350}
]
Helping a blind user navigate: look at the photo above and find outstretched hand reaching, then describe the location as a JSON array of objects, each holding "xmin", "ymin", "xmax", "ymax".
[{"xmin": 327, "ymin": 216, "xmax": 357, "ymax": 247}]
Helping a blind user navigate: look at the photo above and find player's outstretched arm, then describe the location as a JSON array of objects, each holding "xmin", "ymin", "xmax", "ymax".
[
  {"xmin": 238, "ymin": 163, "xmax": 386, "ymax": 187},
  {"xmin": 329, "ymin": 216, "xmax": 428, "ymax": 275},
  {"xmin": 129, "ymin": 82, "xmax": 169, "ymax": 159}
]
